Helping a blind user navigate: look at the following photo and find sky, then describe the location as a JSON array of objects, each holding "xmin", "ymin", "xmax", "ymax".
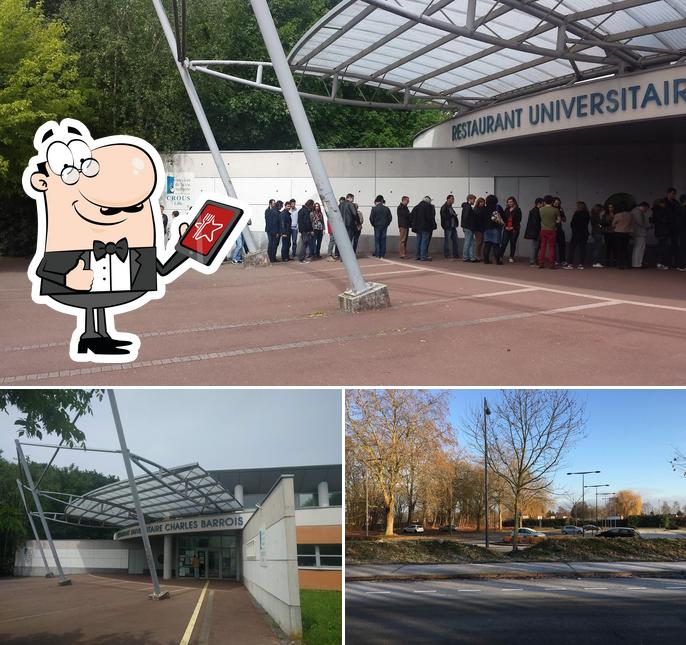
[
  {"xmin": 447, "ymin": 389, "xmax": 686, "ymax": 508},
  {"xmin": 0, "ymin": 389, "xmax": 342, "ymax": 479}
]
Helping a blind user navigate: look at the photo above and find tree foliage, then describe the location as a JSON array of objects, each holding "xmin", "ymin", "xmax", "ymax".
[
  {"xmin": 1, "ymin": 389, "xmax": 103, "ymax": 446},
  {"xmin": 346, "ymin": 389, "xmax": 455, "ymax": 536},
  {"xmin": 2, "ymin": 0, "xmax": 445, "ymax": 254},
  {"xmin": 466, "ymin": 390, "xmax": 585, "ymax": 551},
  {"xmin": 0, "ymin": 0, "xmax": 87, "ymax": 254},
  {"xmin": 0, "ymin": 450, "xmax": 117, "ymax": 575},
  {"xmin": 614, "ymin": 489, "xmax": 642, "ymax": 517}
]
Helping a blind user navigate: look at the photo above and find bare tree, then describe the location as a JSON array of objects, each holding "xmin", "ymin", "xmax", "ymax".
[
  {"xmin": 346, "ymin": 389, "xmax": 454, "ymax": 536},
  {"xmin": 466, "ymin": 390, "xmax": 585, "ymax": 551}
]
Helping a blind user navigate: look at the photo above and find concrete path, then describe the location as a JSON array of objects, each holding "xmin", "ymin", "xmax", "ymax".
[
  {"xmin": 3, "ymin": 254, "xmax": 686, "ymax": 385},
  {"xmin": 346, "ymin": 560, "xmax": 686, "ymax": 581},
  {"xmin": 0, "ymin": 574, "xmax": 280, "ymax": 645}
]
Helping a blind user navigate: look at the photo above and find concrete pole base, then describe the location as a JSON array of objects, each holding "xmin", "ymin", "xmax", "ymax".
[
  {"xmin": 338, "ymin": 282, "xmax": 391, "ymax": 313},
  {"xmin": 242, "ymin": 249, "xmax": 270, "ymax": 268},
  {"xmin": 45, "ymin": 572, "xmax": 55, "ymax": 578},
  {"xmin": 149, "ymin": 590, "xmax": 170, "ymax": 600},
  {"xmin": 57, "ymin": 578, "xmax": 72, "ymax": 586}
]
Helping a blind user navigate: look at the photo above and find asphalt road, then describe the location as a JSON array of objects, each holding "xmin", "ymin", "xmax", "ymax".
[{"xmin": 346, "ymin": 577, "xmax": 686, "ymax": 644}]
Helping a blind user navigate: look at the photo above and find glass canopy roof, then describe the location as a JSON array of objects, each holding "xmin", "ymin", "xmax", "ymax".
[
  {"xmin": 64, "ymin": 463, "xmax": 243, "ymax": 527},
  {"xmin": 288, "ymin": 0, "xmax": 686, "ymax": 111}
]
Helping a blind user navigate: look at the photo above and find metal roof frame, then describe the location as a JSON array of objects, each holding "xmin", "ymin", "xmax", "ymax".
[
  {"xmin": 17, "ymin": 444, "xmax": 243, "ymax": 529},
  {"xmin": 285, "ymin": 0, "xmax": 686, "ymax": 112}
]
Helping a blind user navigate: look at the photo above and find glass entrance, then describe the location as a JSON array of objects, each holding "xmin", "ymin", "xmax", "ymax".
[{"xmin": 177, "ymin": 534, "xmax": 238, "ymax": 579}]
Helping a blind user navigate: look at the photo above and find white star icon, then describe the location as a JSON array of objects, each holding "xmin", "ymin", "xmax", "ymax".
[{"xmin": 192, "ymin": 213, "xmax": 224, "ymax": 244}]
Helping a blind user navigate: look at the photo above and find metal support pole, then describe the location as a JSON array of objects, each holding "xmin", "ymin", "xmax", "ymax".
[
  {"xmin": 15, "ymin": 441, "xmax": 70, "ymax": 585},
  {"xmin": 365, "ymin": 468, "xmax": 369, "ymax": 538},
  {"xmin": 250, "ymin": 0, "xmax": 374, "ymax": 296},
  {"xmin": 483, "ymin": 398, "xmax": 490, "ymax": 549},
  {"xmin": 107, "ymin": 390, "xmax": 168, "ymax": 600},
  {"xmin": 150, "ymin": 0, "xmax": 259, "ymax": 254},
  {"xmin": 16, "ymin": 480, "xmax": 53, "ymax": 578}
]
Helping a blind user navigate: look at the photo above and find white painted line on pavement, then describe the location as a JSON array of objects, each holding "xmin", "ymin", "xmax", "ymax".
[
  {"xmin": 457, "ymin": 589, "xmax": 482, "ymax": 592},
  {"xmin": 500, "ymin": 588, "xmax": 524, "ymax": 592},
  {"xmin": 414, "ymin": 590, "xmax": 437, "ymax": 594},
  {"xmin": 365, "ymin": 591, "xmax": 392, "ymax": 594},
  {"xmin": 379, "ymin": 257, "xmax": 686, "ymax": 312},
  {"xmin": 584, "ymin": 587, "xmax": 608, "ymax": 590},
  {"xmin": 544, "ymin": 587, "xmax": 568, "ymax": 591},
  {"xmin": 627, "ymin": 587, "xmax": 647, "ymax": 590}
]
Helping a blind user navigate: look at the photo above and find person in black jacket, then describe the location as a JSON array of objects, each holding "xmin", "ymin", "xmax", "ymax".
[
  {"xmin": 370, "ymin": 195, "xmax": 392, "ymax": 258},
  {"xmin": 553, "ymin": 196, "xmax": 567, "ymax": 266},
  {"xmin": 652, "ymin": 197, "xmax": 672, "ymax": 269},
  {"xmin": 473, "ymin": 196, "xmax": 486, "ymax": 261},
  {"xmin": 461, "ymin": 194, "xmax": 476, "ymax": 262},
  {"xmin": 265, "ymin": 200, "xmax": 282, "ymax": 263},
  {"xmin": 297, "ymin": 199, "xmax": 314, "ymax": 263},
  {"xmin": 524, "ymin": 198, "xmax": 543, "ymax": 266},
  {"xmin": 440, "ymin": 194, "xmax": 459, "ymax": 259},
  {"xmin": 410, "ymin": 196, "xmax": 437, "ymax": 261},
  {"xmin": 279, "ymin": 202, "xmax": 292, "ymax": 261},
  {"xmin": 482, "ymin": 194, "xmax": 504, "ymax": 265},
  {"xmin": 397, "ymin": 196, "xmax": 411, "ymax": 258},
  {"xmin": 567, "ymin": 201, "xmax": 591, "ymax": 269},
  {"xmin": 500, "ymin": 196, "xmax": 522, "ymax": 263}
]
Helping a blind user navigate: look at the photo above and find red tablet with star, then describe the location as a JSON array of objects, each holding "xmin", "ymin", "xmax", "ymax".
[{"xmin": 176, "ymin": 199, "xmax": 244, "ymax": 265}]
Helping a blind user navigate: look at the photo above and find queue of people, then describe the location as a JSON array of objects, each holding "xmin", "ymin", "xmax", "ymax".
[{"xmin": 257, "ymin": 187, "xmax": 686, "ymax": 270}]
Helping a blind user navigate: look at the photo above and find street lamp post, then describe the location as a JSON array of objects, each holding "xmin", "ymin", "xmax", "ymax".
[
  {"xmin": 584, "ymin": 484, "xmax": 610, "ymax": 525},
  {"xmin": 567, "ymin": 470, "xmax": 600, "ymax": 530},
  {"xmin": 599, "ymin": 492, "xmax": 617, "ymax": 528},
  {"xmin": 483, "ymin": 398, "xmax": 491, "ymax": 549}
]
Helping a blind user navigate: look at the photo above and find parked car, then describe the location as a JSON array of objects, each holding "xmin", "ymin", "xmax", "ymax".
[
  {"xmin": 439, "ymin": 524, "xmax": 458, "ymax": 532},
  {"xmin": 597, "ymin": 527, "xmax": 641, "ymax": 539},
  {"xmin": 402, "ymin": 524, "xmax": 425, "ymax": 534},
  {"xmin": 512, "ymin": 527, "xmax": 546, "ymax": 538},
  {"xmin": 583, "ymin": 524, "xmax": 600, "ymax": 533},
  {"xmin": 561, "ymin": 525, "xmax": 583, "ymax": 535}
]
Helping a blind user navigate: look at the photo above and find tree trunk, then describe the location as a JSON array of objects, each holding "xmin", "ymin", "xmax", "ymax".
[
  {"xmin": 385, "ymin": 492, "xmax": 395, "ymax": 536},
  {"xmin": 512, "ymin": 498, "xmax": 520, "ymax": 552}
]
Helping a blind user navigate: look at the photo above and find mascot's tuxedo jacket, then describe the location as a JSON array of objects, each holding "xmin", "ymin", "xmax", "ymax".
[{"xmin": 36, "ymin": 247, "xmax": 177, "ymax": 297}]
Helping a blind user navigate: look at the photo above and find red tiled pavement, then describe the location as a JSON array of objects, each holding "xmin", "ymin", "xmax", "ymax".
[
  {"xmin": 0, "ymin": 574, "xmax": 280, "ymax": 645},
  {"xmin": 1, "ymin": 255, "xmax": 685, "ymax": 386}
]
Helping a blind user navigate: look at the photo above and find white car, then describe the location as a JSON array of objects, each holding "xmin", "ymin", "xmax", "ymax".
[
  {"xmin": 402, "ymin": 524, "xmax": 425, "ymax": 534},
  {"xmin": 561, "ymin": 525, "xmax": 584, "ymax": 535},
  {"xmin": 512, "ymin": 527, "xmax": 546, "ymax": 538}
]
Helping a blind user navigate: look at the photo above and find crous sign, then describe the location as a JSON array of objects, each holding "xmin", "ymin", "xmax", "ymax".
[{"xmin": 22, "ymin": 118, "xmax": 251, "ymax": 364}]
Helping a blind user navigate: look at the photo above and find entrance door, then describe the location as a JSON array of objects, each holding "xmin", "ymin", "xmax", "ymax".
[
  {"xmin": 207, "ymin": 550, "xmax": 221, "ymax": 579},
  {"xmin": 196, "ymin": 549, "xmax": 207, "ymax": 578}
]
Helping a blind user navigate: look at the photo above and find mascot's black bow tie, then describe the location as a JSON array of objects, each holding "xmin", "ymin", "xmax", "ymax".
[{"xmin": 93, "ymin": 238, "xmax": 129, "ymax": 262}]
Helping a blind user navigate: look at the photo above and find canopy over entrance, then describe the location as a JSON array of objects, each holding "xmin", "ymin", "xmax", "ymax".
[{"xmin": 288, "ymin": 0, "xmax": 686, "ymax": 112}]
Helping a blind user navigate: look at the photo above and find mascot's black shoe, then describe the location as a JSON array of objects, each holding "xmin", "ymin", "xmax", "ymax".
[
  {"xmin": 77, "ymin": 337, "xmax": 131, "ymax": 355},
  {"xmin": 98, "ymin": 334, "xmax": 133, "ymax": 347}
]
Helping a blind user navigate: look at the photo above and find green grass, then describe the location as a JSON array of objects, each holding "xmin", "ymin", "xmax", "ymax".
[
  {"xmin": 300, "ymin": 589, "xmax": 341, "ymax": 645},
  {"xmin": 511, "ymin": 537, "xmax": 686, "ymax": 562},
  {"xmin": 346, "ymin": 539, "xmax": 503, "ymax": 564}
]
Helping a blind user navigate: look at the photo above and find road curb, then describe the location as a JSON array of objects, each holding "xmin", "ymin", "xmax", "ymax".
[{"xmin": 346, "ymin": 570, "xmax": 686, "ymax": 583}]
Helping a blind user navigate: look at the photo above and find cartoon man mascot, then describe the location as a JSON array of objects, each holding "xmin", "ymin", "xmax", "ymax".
[{"xmin": 23, "ymin": 119, "xmax": 248, "ymax": 363}]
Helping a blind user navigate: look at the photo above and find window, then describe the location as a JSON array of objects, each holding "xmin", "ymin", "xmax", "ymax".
[
  {"xmin": 297, "ymin": 544, "xmax": 316, "ymax": 567},
  {"xmin": 328, "ymin": 491, "xmax": 342, "ymax": 506},
  {"xmin": 296, "ymin": 493, "xmax": 317, "ymax": 508},
  {"xmin": 297, "ymin": 544, "xmax": 342, "ymax": 568}
]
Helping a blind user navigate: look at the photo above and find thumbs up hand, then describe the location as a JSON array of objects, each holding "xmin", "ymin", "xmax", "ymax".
[{"xmin": 66, "ymin": 259, "xmax": 94, "ymax": 291}]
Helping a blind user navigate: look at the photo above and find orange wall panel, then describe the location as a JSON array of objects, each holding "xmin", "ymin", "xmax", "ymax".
[
  {"xmin": 296, "ymin": 525, "xmax": 341, "ymax": 544},
  {"xmin": 298, "ymin": 568, "xmax": 341, "ymax": 590}
]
